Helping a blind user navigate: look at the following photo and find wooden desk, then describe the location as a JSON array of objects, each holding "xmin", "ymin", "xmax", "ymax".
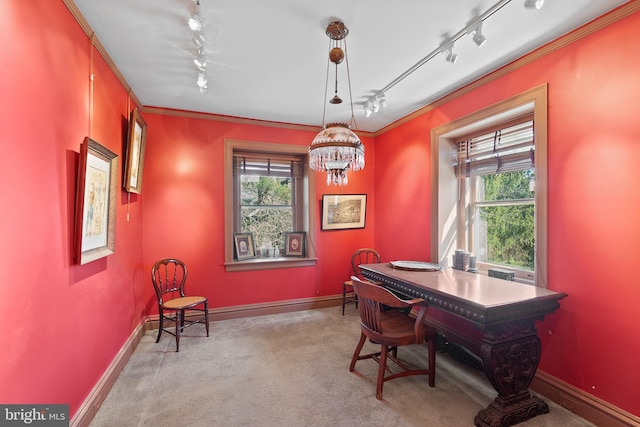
[{"xmin": 359, "ymin": 263, "xmax": 567, "ymax": 427}]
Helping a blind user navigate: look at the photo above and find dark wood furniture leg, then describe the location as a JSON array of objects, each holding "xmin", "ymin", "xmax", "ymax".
[{"xmin": 474, "ymin": 319, "xmax": 549, "ymax": 427}]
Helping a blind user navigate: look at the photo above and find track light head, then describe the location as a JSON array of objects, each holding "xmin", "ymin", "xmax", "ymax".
[
  {"xmin": 377, "ymin": 93, "xmax": 387, "ymax": 109},
  {"xmin": 445, "ymin": 49, "xmax": 458, "ymax": 64},
  {"xmin": 188, "ymin": 14, "xmax": 203, "ymax": 31},
  {"xmin": 467, "ymin": 19, "xmax": 487, "ymax": 47},
  {"xmin": 473, "ymin": 30, "xmax": 487, "ymax": 47},
  {"xmin": 524, "ymin": 0, "xmax": 544, "ymax": 10},
  {"xmin": 441, "ymin": 40, "xmax": 458, "ymax": 64},
  {"xmin": 363, "ymin": 102, "xmax": 372, "ymax": 118}
]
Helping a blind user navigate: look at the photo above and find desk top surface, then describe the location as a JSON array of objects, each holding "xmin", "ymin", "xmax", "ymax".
[{"xmin": 360, "ymin": 263, "xmax": 566, "ymax": 309}]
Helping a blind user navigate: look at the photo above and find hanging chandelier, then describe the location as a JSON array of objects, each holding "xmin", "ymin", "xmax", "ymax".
[{"xmin": 308, "ymin": 21, "xmax": 364, "ymax": 186}]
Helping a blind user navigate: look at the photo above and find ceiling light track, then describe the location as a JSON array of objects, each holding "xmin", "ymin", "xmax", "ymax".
[
  {"xmin": 190, "ymin": 0, "xmax": 208, "ymax": 93},
  {"xmin": 362, "ymin": 0, "xmax": 543, "ymax": 117}
]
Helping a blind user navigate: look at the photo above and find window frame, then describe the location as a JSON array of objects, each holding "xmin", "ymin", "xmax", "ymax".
[
  {"xmin": 430, "ymin": 84, "xmax": 548, "ymax": 287},
  {"xmin": 233, "ymin": 152, "xmax": 303, "ymax": 250},
  {"xmin": 224, "ymin": 139, "xmax": 317, "ymax": 271},
  {"xmin": 457, "ymin": 115, "xmax": 536, "ymax": 281}
]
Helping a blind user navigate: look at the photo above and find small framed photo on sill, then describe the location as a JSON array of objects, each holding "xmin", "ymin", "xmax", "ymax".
[
  {"xmin": 283, "ymin": 231, "xmax": 306, "ymax": 257},
  {"xmin": 233, "ymin": 232, "xmax": 256, "ymax": 260}
]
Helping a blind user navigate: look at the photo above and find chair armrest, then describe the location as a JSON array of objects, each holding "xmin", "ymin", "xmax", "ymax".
[{"xmin": 402, "ymin": 297, "xmax": 426, "ymax": 306}]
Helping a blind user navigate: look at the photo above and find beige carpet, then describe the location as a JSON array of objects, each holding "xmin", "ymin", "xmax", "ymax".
[{"xmin": 90, "ymin": 307, "xmax": 593, "ymax": 427}]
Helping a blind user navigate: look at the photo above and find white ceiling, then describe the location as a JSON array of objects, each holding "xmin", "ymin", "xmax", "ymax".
[{"xmin": 72, "ymin": 0, "xmax": 627, "ymax": 133}]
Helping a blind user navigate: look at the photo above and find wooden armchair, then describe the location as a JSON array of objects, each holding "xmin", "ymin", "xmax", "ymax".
[{"xmin": 349, "ymin": 276, "xmax": 437, "ymax": 399}]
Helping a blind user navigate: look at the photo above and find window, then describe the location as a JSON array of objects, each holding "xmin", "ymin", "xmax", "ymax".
[
  {"xmin": 455, "ymin": 117, "xmax": 536, "ymax": 281},
  {"xmin": 233, "ymin": 152, "xmax": 303, "ymax": 254},
  {"xmin": 431, "ymin": 85, "xmax": 547, "ymax": 287},
  {"xmin": 224, "ymin": 139, "xmax": 317, "ymax": 271}
]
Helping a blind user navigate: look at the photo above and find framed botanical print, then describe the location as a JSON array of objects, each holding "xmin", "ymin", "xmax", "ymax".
[
  {"xmin": 123, "ymin": 108, "xmax": 147, "ymax": 193},
  {"xmin": 74, "ymin": 137, "xmax": 118, "ymax": 265},
  {"xmin": 234, "ymin": 232, "xmax": 256, "ymax": 260},
  {"xmin": 284, "ymin": 231, "xmax": 306, "ymax": 257}
]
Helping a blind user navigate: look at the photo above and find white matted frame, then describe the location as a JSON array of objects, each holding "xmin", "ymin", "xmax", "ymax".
[
  {"xmin": 74, "ymin": 137, "xmax": 118, "ymax": 264},
  {"xmin": 321, "ymin": 194, "xmax": 367, "ymax": 231}
]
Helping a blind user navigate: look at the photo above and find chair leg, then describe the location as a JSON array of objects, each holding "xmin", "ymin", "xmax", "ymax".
[
  {"xmin": 175, "ymin": 310, "xmax": 181, "ymax": 352},
  {"xmin": 349, "ymin": 332, "xmax": 367, "ymax": 372},
  {"xmin": 156, "ymin": 308, "xmax": 163, "ymax": 343},
  {"xmin": 204, "ymin": 301, "xmax": 210, "ymax": 337},
  {"xmin": 342, "ymin": 283, "xmax": 347, "ymax": 315},
  {"xmin": 376, "ymin": 344, "xmax": 389, "ymax": 400},
  {"xmin": 428, "ymin": 335, "xmax": 436, "ymax": 387}
]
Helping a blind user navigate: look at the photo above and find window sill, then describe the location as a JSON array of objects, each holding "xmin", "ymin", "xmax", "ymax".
[{"xmin": 224, "ymin": 257, "xmax": 318, "ymax": 272}]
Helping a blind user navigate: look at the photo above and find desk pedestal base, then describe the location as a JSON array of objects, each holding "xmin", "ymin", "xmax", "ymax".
[
  {"xmin": 475, "ymin": 319, "xmax": 547, "ymax": 426},
  {"xmin": 475, "ymin": 392, "xmax": 549, "ymax": 426}
]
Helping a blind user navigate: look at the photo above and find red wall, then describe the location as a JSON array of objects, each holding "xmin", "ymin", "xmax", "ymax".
[
  {"xmin": 141, "ymin": 114, "xmax": 375, "ymax": 312},
  {"xmin": 0, "ymin": 0, "xmax": 146, "ymax": 417},
  {"xmin": 373, "ymin": 8, "xmax": 640, "ymax": 416}
]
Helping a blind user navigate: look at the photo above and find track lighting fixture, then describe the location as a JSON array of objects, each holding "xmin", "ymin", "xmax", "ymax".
[
  {"xmin": 442, "ymin": 42, "xmax": 458, "ymax": 63},
  {"xmin": 362, "ymin": 0, "xmax": 544, "ymax": 121},
  {"xmin": 192, "ymin": 32, "xmax": 205, "ymax": 49},
  {"xmin": 188, "ymin": 0, "xmax": 207, "ymax": 93},
  {"xmin": 188, "ymin": 15, "xmax": 203, "ymax": 31},
  {"xmin": 194, "ymin": 50, "xmax": 207, "ymax": 70},
  {"xmin": 524, "ymin": 0, "xmax": 544, "ymax": 10},
  {"xmin": 363, "ymin": 102, "xmax": 372, "ymax": 118},
  {"xmin": 362, "ymin": 92, "xmax": 387, "ymax": 117},
  {"xmin": 469, "ymin": 21, "xmax": 487, "ymax": 47}
]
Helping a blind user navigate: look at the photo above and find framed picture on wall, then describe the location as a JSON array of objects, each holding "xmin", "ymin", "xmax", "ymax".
[
  {"xmin": 234, "ymin": 232, "xmax": 256, "ymax": 260},
  {"xmin": 321, "ymin": 194, "xmax": 367, "ymax": 230},
  {"xmin": 283, "ymin": 231, "xmax": 306, "ymax": 257},
  {"xmin": 123, "ymin": 108, "xmax": 147, "ymax": 193},
  {"xmin": 74, "ymin": 137, "xmax": 118, "ymax": 265}
]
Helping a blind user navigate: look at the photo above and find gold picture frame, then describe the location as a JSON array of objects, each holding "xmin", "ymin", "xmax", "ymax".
[
  {"xmin": 123, "ymin": 108, "xmax": 147, "ymax": 193},
  {"xmin": 284, "ymin": 231, "xmax": 306, "ymax": 257},
  {"xmin": 74, "ymin": 137, "xmax": 118, "ymax": 264},
  {"xmin": 321, "ymin": 194, "xmax": 367, "ymax": 230}
]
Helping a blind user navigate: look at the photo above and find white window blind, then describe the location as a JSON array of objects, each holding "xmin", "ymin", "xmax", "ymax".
[
  {"xmin": 234, "ymin": 152, "xmax": 303, "ymax": 178},
  {"xmin": 454, "ymin": 117, "xmax": 534, "ymax": 178}
]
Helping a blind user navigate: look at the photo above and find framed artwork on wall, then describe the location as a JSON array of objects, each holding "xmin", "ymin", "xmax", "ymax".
[
  {"xmin": 283, "ymin": 231, "xmax": 306, "ymax": 257},
  {"xmin": 74, "ymin": 137, "xmax": 118, "ymax": 265},
  {"xmin": 123, "ymin": 108, "xmax": 147, "ymax": 193},
  {"xmin": 234, "ymin": 232, "xmax": 256, "ymax": 260},
  {"xmin": 321, "ymin": 194, "xmax": 367, "ymax": 231}
]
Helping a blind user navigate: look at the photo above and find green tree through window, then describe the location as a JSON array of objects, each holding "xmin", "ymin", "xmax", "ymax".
[
  {"xmin": 240, "ymin": 176, "xmax": 292, "ymax": 250},
  {"xmin": 478, "ymin": 170, "xmax": 534, "ymax": 270}
]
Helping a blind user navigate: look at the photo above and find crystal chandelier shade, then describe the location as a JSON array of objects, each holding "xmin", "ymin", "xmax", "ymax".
[
  {"xmin": 308, "ymin": 21, "xmax": 363, "ymax": 187},
  {"xmin": 309, "ymin": 123, "xmax": 364, "ymax": 186}
]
